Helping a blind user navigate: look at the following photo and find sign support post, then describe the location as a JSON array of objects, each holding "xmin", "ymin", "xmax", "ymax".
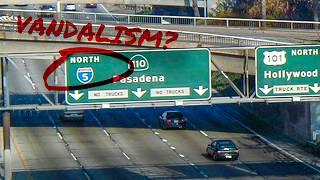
[{"xmin": 2, "ymin": 57, "xmax": 11, "ymax": 180}]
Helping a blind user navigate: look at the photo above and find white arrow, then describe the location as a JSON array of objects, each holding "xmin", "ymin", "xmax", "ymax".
[
  {"xmin": 310, "ymin": 83, "xmax": 320, "ymax": 93},
  {"xmin": 259, "ymin": 85, "xmax": 273, "ymax": 95},
  {"xmin": 69, "ymin": 90, "xmax": 84, "ymax": 100},
  {"xmin": 132, "ymin": 88, "xmax": 146, "ymax": 98},
  {"xmin": 193, "ymin": 86, "xmax": 208, "ymax": 96}
]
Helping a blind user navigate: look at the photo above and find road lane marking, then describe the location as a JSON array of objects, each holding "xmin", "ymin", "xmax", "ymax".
[
  {"xmin": 161, "ymin": 138, "xmax": 168, "ymax": 142},
  {"xmin": 70, "ymin": 153, "xmax": 77, "ymax": 161},
  {"xmin": 179, "ymin": 154, "xmax": 185, "ymax": 158},
  {"xmin": 133, "ymin": 110, "xmax": 209, "ymax": 178},
  {"xmin": 57, "ymin": 132, "xmax": 63, "ymax": 140},
  {"xmin": 200, "ymin": 130, "xmax": 208, "ymax": 137},
  {"xmin": 122, "ymin": 152, "xmax": 131, "ymax": 160},
  {"xmin": 237, "ymin": 119, "xmax": 320, "ymax": 174},
  {"xmin": 103, "ymin": 130, "xmax": 110, "ymax": 136},
  {"xmin": 12, "ymin": 133, "xmax": 33, "ymax": 179},
  {"xmin": 216, "ymin": 106, "xmax": 320, "ymax": 175}
]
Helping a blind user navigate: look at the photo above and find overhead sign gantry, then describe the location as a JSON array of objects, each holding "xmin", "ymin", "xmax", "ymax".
[
  {"xmin": 256, "ymin": 45, "xmax": 320, "ymax": 98},
  {"xmin": 65, "ymin": 48, "xmax": 211, "ymax": 105}
]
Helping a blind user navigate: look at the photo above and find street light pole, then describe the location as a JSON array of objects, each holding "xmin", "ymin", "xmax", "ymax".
[
  {"xmin": 204, "ymin": 0, "xmax": 207, "ymax": 17},
  {"xmin": 56, "ymin": 0, "xmax": 61, "ymax": 13}
]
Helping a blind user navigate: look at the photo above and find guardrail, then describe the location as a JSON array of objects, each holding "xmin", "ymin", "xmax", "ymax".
[
  {"xmin": 0, "ymin": 19, "xmax": 292, "ymax": 47},
  {"xmin": 0, "ymin": 8, "xmax": 320, "ymax": 32}
]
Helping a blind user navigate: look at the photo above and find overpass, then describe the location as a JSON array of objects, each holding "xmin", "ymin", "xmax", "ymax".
[
  {"xmin": 0, "ymin": 8, "xmax": 320, "ymax": 180},
  {"xmin": 0, "ymin": 0, "xmax": 217, "ymax": 8}
]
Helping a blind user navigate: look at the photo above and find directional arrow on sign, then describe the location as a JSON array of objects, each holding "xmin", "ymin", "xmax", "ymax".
[
  {"xmin": 132, "ymin": 88, "xmax": 146, "ymax": 98},
  {"xmin": 259, "ymin": 85, "xmax": 273, "ymax": 95},
  {"xmin": 310, "ymin": 83, "xmax": 320, "ymax": 93},
  {"xmin": 194, "ymin": 86, "xmax": 208, "ymax": 96},
  {"xmin": 69, "ymin": 90, "xmax": 84, "ymax": 100}
]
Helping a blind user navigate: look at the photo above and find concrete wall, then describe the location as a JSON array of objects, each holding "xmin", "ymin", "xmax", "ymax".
[
  {"xmin": 244, "ymin": 102, "xmax": 311, "ymax": 144},
  {"xmin": 310, "ymin": 102, "xmax": 320, "ymax": 142}
]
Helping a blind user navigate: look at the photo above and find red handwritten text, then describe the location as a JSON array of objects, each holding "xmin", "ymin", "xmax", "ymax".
[{"xmin": 17, "ymin": 16, "xmax": 179, "ymax": 49}]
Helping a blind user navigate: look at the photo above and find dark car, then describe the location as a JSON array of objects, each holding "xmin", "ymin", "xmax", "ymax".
[
  {"xmin": 85, "ymin": 3, "xmax": 97, "ymax": 8},
  {"xmin": 206, "ymin": 140, "xmax": 239, "ymax": 161},
  {"xmin": 40, "ymin": 5, "xmax": 55, "ymax": 18},
  {"xmin": 159, "ymin": 111, "xmax": 187, "ymax": 129}
]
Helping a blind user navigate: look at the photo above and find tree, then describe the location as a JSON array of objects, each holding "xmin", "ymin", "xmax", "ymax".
[
  {"xmin": 213, "ymin": 0, "xmax": 235, "ymax": 17},
  {"xmin": 213, "ymin": 0, "xmax": 314, "ymax": 20},
  {"xmin": 313, "ymin": 0, "xmax": 319, "ymax": 22},
  {"xmin": 192, "ymin": 0, "xmax": 200, "ymax": 17}
]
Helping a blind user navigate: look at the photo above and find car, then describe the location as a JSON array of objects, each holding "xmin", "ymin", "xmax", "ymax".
[
  {"xmin": 64, "ymin": 4, "xmax": 76, "ymax": 11},
  {"xmin": 161, "ymin": 19, "xmax": 171, "ymax": 25},
  {"xmin": 159, "ymin": 111, "xmax": 187, "ymax": 129},
  {"xmin": 40, "ymin": 5, "xmax": 55, "ymax": 18},
  {"xmin": 206, "ymin": 139, "xmax": 239, "ymax": 161},
  {"xmin": 41, "ymin": 5, "xmax": 55, "ymax": 11},
  {"xmin": 85, "ymin": 3, "xmax": 97, "ymax": 8}
]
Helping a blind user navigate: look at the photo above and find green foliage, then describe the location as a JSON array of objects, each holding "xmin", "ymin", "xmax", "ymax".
[
  {"xmin": 212, "ymin": 71, "xmax": 241, "ymax": 92},
  {"xmin": 213, "ymin": 0, "xmax": 316, "ymax": 20},
  {"xmin": 137, "ymin": 9, "xmax": 153, "ymax": 15}
]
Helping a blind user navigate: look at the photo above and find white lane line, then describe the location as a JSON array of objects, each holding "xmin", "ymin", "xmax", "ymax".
[
  {"xmin": 23, "ymin": 75, "xmax": 33, "ymax": 84},
  {"xmin": 57, "ymin": 132, "xmax": 63, "ymax": 140},
  {"xmin": 200, "ymin": 130, "xmax": 208, "ymax": 137},
  {"xmin": 103, "ymin": 130, "xmax": 110, "ymax": 136},
  {"xmin": 122, "ymin": 152, "xmax": 131, "ymax": 160},
  {"xmin": 234, "ymin": 115, "xmax": 320, "ymax": 174},
  {"xmin": 134, "ymin": 110, "xmax": 209, "ymax": 178},
  {"xmin": 70, "ymin": 153, "xmax": 77, "ymax": 161}
]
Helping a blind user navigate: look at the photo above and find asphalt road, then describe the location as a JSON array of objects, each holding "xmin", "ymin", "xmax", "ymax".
[{"xmin": 5, "ymin": 104, "xmax": 320, "ymax": 179}]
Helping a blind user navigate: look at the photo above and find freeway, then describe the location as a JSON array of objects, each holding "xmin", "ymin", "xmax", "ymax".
[{"xmin": 6, "ymin": 104, "xmax": 320, "ymax": 179}]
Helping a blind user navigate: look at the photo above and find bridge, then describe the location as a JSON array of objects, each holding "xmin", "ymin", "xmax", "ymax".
[
  {"xmin": 0, "ymin": 7, "xmax": 319, "ymax": 180},
  {"xmin": 0, "ymin": 0, "xmax": 215, "ymax": 8}
]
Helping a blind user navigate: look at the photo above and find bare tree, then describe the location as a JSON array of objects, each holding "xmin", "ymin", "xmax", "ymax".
[
  {"xmin": 313, "ymin": 0, "xmax": 319, "ymax": 21},
  {"xmin": 261, "ymin": 0, "xmax": 266, "ymax": 19},
  {"xmin": 192, "ymin": 0, "xmax": 201, "ymax": 17}
]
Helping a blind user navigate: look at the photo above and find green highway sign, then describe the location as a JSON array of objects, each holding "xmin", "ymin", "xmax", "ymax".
[
  {"xmin": 65, "ymin": 49, "xmax": 211, "ymax": 105},
  {"xmin": 256, "ymin": 45, "xmax": 320, "ymax": 98}
]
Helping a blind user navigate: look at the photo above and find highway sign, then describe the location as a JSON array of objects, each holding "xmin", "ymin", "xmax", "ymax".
[
  {"xmin": 256, "ymin": 45, "xmax": 320, "ymax": 98},
  {"xmin": 65, "ymin": 48, "xmax": 211, "ymax": 105}
]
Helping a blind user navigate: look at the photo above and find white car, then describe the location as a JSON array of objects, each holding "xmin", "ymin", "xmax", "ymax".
[{"xmin": 64, "ymin": 4, "xmax": 76, "ymax": 11}]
